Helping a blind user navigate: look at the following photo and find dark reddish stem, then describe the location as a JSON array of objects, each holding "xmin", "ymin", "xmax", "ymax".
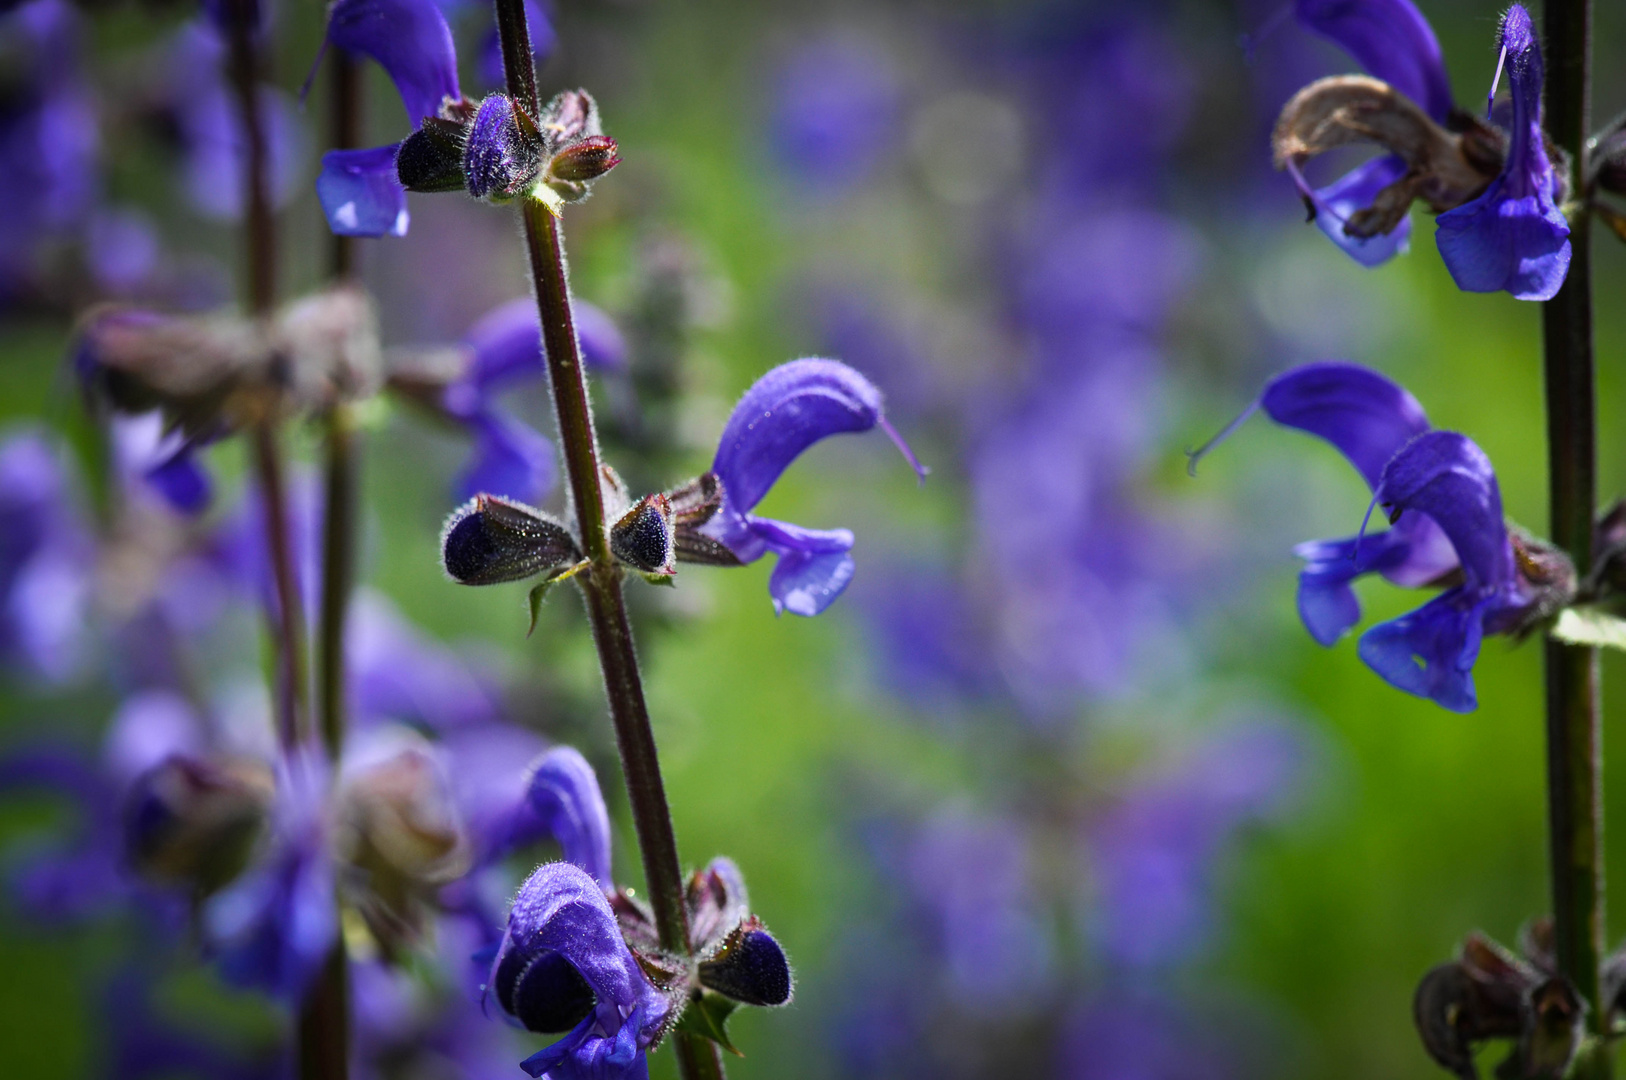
[{"xmin": 1540, "ymin": 0, "xmax": 1607, "ymax": 1075}]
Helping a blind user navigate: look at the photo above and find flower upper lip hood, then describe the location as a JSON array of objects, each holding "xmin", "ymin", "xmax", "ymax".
[
  {"xmin": 1285, "ymin": 0, "xmax": 1456, "ymax": 266},
  {"xmin": 699, "ymin": 357, "xmax": 926, "ymax": 617},
  {"xmin": 1295, "ymin": 0, "xmax": 1453, "ymax": 123},
  {"xmin": 1435, "ymin": 4, "xmax": 1572, "ymax": 301}
]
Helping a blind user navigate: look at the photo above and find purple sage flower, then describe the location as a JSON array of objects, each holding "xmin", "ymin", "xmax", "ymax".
[
  {"xmin": 1434, "ymin": 5, "xmax": 1571, "ymax": 300},
  {"xmin": 700, "ymin": 358, "xmax": 926, "ymax": 616},
  {"xmin": 442, "ymin": 296, "xmax": 625, "ymax": 504},
  {"xmin": 1194, "ymin": 361, "xmax": 1532, "ymax": 711},
  {"xmin": 1289, "ymin": 0, "xmax": 1452, "ymax": 266},
  {"xmin": 315, "ymin": 0, "xmax": 462, "ymax": 237},
  {"xmin": 488, "ymin": 861, "xmax": 670, "ymax": 1079}
]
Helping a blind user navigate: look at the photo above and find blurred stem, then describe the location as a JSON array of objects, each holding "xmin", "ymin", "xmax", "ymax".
[
  {"xmin": 329, "ymin": 49, "xmax": 360, "ymax": 281},
  {"xmin": 1542, "ymin": 0, "xmax": 1608, "ymax": 1075},
  {"xmin": 493, "ymin": 4, "xmax": 720, "ymax": 1077},
  {"xmin": 317, "ymin": 403, "xmax": 356, "ymax": 762},
  {"xmin": 224, "ymin": 0, "xmax": 307, "ymax": 755},
  {"xmin": 297, "ymin": 944, "xmax": 350, "ymax": 1080}
]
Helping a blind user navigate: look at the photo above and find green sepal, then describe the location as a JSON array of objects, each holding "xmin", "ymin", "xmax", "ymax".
[
  {"xmin": 527, "ymin": 560, "xmax": 589, "ymax": 637},
  {"xmin": 1551, "ymin": 606, "xmax": 1626, "ymax": 651},
  {"xmin": 641, "ymin": 572, "xmax": 676, "ymax": 588},
  {"xmin": 675, "ymin": 991, "xmax": 743, "ymax": 1056}
]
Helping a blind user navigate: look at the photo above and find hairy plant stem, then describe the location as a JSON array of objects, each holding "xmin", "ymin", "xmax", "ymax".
[
  {"xmin": 492, "ymin": 4, "xmax": 722, "ymax": 1077},
  {"xmin": 1542, "ymin": 0, "xmax": 1607, "ymax": 1074}
]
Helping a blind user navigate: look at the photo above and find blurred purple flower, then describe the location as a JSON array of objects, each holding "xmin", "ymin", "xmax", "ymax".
[
  {"xmin": 1435, "ymin": 5, "xmax": 1571, "ymax": 300},
  {"xmin": 441, "ymin": 295, "xmax": 625, "ymax": 504},
  {"xmin": 700, "ymin": 357, "xmax": 926, "ymax": 616},
  {"xmin": 474, "ymin": 0, "xmax": 555, "ymax": 91},
  {"xmin": 901, "ymin": 807, "xmax": 1054, "ymax": 1014},
  {"xmin": 1088, "ymin": 719, "xmax": 1310, "ymax": 969},
  {"xmin": 203, "ymin": 752, "xmax": 337, "ymax": 999},
  {"xmin": 162, "ymin": 21, "xmax": 309, "ymax": 222},
  {"xmin": 0, "ymin": 0, "xmax": 98, "ymax": 291},
  {"xmin": 0, "ymin": 430, "xmax": 92, "ymax": 681},
  {"xmin": 1056, "ymin": 994, "xmax": 1234, "ymax": 1080},
  {"xmin": 768, "ymin": 34, "xmax": 900, "ymax": 193},
  {"xmin": 348, "ymin": 589, "xmax": 506, "ymax": 732}
]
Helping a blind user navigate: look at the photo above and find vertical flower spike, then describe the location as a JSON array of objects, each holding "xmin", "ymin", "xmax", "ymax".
[
  {"xmin": 314, "ymin": 0, "xmax": 464, "ymax": 237},
  {"xmin": 525, "ymin": 746, "xmax": 614, "ymax": 890},
  {"xmin": 1357, "ymin": 431, "xmax": 1525, "ymax": 712},
  {"xmin": 488, "ymin": 862, "xmax": 671, "ymax": 1079},
  {"xmin": 1290, "ymin": 0, "xmax": 1455, "ymax": 265},
  {"xmin": 1435, "ymin": 5, "xmax": 1571, "ymax": 300},
  {"xmin": 699, "ymin": 358, "xmax": 925, "ymax": 616}
]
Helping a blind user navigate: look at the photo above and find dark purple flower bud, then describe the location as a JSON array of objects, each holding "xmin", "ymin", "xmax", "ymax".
[
  {"xmin": 488, "ymin": 862, "xmax": 671, "ymax": 1077},
  {"xmin": 610, "ymin": 493, "xmax": 675, "ymax": 576},
  {"xmin": 1414, "ymin": 931, "xmax": 1581, "ymax": 1079},
  {"xmin": 441, "ymin": 494, "xmax": 581, "ymax": 585},
  {"xmin": 699, "ymin": 358, "xmax": 924, "ymax": 616},
  {"xmin": 1435, "ymin": 5, "xmax": 1571, "ymax": 301},
  {"xmin": 696, "ymin": 916, "xmax": 793, "ymax": 1007},
  {"xmin": 548, "ymin": 135, "xmax": 621, "ymax": 184},
  {"xmin": 394, "ymin": 118, "xmax": 469, "ymax": 193},
  {"xmin": 525, "ymin": 746, "xmax": 613, "ymax": 890},
  {"xmin": 123, "ymin": 753, "xmax": 272, "ymax": 895},
  {"xmin": 463, "ymin": 94, "xmax": 545, "ymax": 201}
]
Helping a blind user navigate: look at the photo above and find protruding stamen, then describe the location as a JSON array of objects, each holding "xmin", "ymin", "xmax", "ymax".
[
  {"xmin": 1487, "ymin": 42, "xmax": 1510, "ymax": 117},
  {"xmin": 1185, "ymin": 400, "xmax": 1259, "ymax": 477},
  {"xmin": 878, "ymin": 415, "xmax": 929, "ymax": 485}
]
